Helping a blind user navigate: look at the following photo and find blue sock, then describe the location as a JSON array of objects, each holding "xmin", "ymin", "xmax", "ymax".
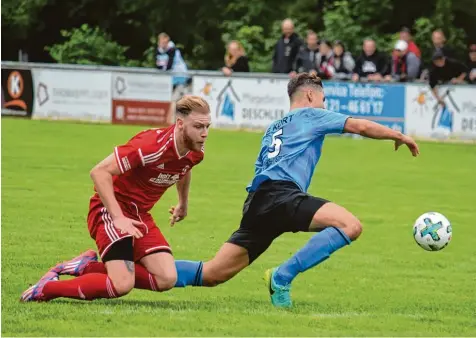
[
  {"xmin": 174, "ymin": 260, "xmax": 203, "ymax": 287},
  {"xmin": 274, "ymin": 227, "xmax": 351, "ymax": 286}
]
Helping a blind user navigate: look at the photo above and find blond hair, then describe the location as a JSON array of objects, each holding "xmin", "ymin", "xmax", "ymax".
[
  {"xmin": 158, "ymin": 32, "xmax": 169, "ymax": 40},
  {"xmin": 224, "ymin": 40, "xmax": 246, "ymax": 68},
  {"xmin": 176, "ymin": 95, "xmax": 210, "ymax": 116}
]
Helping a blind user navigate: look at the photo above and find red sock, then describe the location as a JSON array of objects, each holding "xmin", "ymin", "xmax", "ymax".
[
  {"xmin": 42, "ymin": 273, "xmax": 118, "ymax": 301},
  {"xmin": 82, "ymin": 261, "xmax": 159, "ymax": 291},
  {"xmin": 82, "ymin": 261, "xmax": 107, "ymax": 275},
  {"xmin": 134, "ymin": 264, "xmax": 159, "ymax": 291}
]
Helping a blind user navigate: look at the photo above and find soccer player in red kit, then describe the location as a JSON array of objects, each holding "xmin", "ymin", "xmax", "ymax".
[{"xmin": 21, "ymin": 96, "xmax": 211, "ymax": 302}]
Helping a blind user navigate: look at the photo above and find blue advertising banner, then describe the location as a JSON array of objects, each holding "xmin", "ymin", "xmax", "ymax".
[{"xmin": 323, "ymin": 82, "xmax": 406, "ymax": 132}]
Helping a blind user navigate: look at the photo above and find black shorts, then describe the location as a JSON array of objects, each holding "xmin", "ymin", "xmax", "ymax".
[{"xmin": 227, "ymin": 180, "xmax": 329, "ymax": 264}]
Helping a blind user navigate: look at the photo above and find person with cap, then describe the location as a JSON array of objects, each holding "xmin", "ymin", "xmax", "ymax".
[
  {"xmin": 467, "ymin": 43, "xmax": 476, "ymax": 84},
  {"xmin": 399, "ymin": 27, "xmax": 421, "ymax": 59},
  {"xmin": 429, "ymin": 49, "xmax": 468, "ymax": 105},
  {"xmin": 386, "ymin": 40, "xmax": 421, "ymax": 82}
]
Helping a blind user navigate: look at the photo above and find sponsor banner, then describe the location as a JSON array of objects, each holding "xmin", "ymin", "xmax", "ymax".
[
  {"xmin": 1, "ymin": 68, "xmax": 34, "ymax": 117},
  {"xmin": 111, "ymin": 72, "xmax": 173, "ymax": 126},
  {"xmin": 405, "ymin": 84, "xmax": 476, "ymax": 139},
  {"xmin": 194, "ymin": 76, "xmax": 405, "ymax": 132},
  {"xmin": 32, "ymin": 69, "xmax": 111, "ymax": 121},
  {"xmin": 193, "ymin": 76, "xmax": 289, "ymax": 129},
  {"xmin": 323, "ymin": 81, "xmax": 406, "ymax": 132}
]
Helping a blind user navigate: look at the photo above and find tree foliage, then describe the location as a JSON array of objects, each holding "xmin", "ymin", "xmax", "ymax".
[
  {"xmin": 46, "ymin": 24, "xmax": 140, "ymax": 66},
  {"xmin": 1, "ymin": 0, "xmax": 474, "ymax": 70}
]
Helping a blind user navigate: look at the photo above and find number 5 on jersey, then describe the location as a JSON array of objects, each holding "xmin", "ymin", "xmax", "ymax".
[{"xmin": 268, "ymin": 128, "xmax": 283, "ymax": 159}]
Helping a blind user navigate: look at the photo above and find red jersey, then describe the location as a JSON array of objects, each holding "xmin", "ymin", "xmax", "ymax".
[{"xmin": 93, "ymin": 125, "xmax": 204, "ymax": 214}]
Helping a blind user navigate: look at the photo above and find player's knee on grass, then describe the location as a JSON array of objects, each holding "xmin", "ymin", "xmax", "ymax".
[
  {"xmin": 153, "ymin": 270, "xmax": 177, "ymax": 291},
  {"xmin": 109, "ymin": 273, "xmax": 135, "ymax": 296}
]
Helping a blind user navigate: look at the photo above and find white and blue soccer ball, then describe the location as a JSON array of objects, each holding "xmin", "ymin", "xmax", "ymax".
[{"xmin": 413, "ymin": 212, "xmax": 452, "ymax": 251}]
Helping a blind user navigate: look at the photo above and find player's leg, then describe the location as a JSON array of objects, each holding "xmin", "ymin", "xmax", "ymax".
[
  {"xmin": 174, "ymin": 243, "xmax": 249, "ymax": 288},
  {"xmin": 133, "ymin": 219, "xmax": 177, "ymax": 292},
  {"xmin": 56, "ymin": 224, "xmax": 177, "ymax": 292},
  {"xmin": 22, "ymin": 238, "xmax": 135, "ymax": 302},
  {"xmin": 175, "ymin": 188, "xmax": 281, "ymax": 288},
  {"xmin": 268, "ymin": 198, "xmax": 361, "ymax": 307},
  {"xmin": 175, "ymin": 224, "xmax": 278, "ymax": 287},
  {"xmin": 21, "ymin": 206, "xmax": 137, "ymax": 302}
]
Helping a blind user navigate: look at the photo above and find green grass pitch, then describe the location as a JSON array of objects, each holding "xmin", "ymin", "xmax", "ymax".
[{"xmin": 2, "ymin": 118, "xmax": 476, "ymax": 336}]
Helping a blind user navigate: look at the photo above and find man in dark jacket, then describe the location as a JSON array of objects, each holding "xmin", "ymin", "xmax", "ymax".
[
  {"xmin": 352, "ymin": 39, "xmax": 390, "ymax": 82},
  {"xmin": 429, "ymin": 49, "xmax": 467, "ymax": 105},
  {"xmin": 272, "ymin": 19, "xmax": 302, "ymax": 74},
  {"xmin": 293, "ymin": 30, "xmax": 320, "ymax": 74},
  {"xmin": 432, "ymin": 30, "xmax": 456, "ymax": 59}
]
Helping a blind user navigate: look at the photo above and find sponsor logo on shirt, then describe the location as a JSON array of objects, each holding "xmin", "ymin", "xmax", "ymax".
[{"xmin": 149, "ymin": 173, "xmax": 180, "ymax": 186}]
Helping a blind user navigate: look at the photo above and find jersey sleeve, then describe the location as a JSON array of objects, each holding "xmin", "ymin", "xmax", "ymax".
[
  {"xmin": 302, "ymin": 108, "xmax": 350, "ymax": 135},
  {"xmin": 114, "ymin": 132, "xmax": 167, "ymax": 174}
]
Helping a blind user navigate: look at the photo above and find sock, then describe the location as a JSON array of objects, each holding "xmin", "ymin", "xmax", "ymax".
[
  {"xmin": 42, "ymin": 273, "xmax": 118, "ymax": 301},
  {"xmin": 82, "ymin": 262, "xmax": 159, "ymax": 291},
  {"xmin": 174, "ymin": 260, "xmax": 203, "ymax": 287},
  {"xmin": 134, "ymin": 263, "xmax": 159, "ymax": 291},
  {"xmin": 274, "ymin": 227, "xmax": 351, "ymax": 286},
  {"xmin": 82, "ymin": 261, "xmax": 107, "ymax": 275}
]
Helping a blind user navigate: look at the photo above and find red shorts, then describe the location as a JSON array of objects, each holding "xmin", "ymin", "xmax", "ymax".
[{"xmin": 87, "ymin": 197, "xmax": 171, "ymax": 261}]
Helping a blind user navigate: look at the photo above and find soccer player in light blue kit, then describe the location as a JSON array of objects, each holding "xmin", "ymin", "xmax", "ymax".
[{"xmin": 173, "ymin": 73, "xmax": 420, "ymax": 307}]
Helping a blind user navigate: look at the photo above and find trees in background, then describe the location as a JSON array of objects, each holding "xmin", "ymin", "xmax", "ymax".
[{"xmin": 2, "ymin": 0, "xmax": 475, "ymax": 71}]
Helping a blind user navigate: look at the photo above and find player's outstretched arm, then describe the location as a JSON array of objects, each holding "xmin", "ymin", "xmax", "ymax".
[
  {"xmin": 90, "ymin": 154, "xmax": 144, "ymax": 238},
  {"xmin": 169, "ymin": 171, "xmax": 191, "ymax": 226},
  {"xmin": 343, "ymin": 118, "xmax": 420, "ymax": 157}
]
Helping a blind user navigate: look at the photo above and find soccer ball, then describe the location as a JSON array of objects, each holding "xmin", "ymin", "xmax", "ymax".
[{"xmin": 413, "ymin": 212, "xmax": 452, "ymax": 251}]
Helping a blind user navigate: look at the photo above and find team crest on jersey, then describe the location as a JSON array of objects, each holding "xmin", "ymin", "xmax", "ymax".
[{"xmin": 149, "ymin": 173, "xmax": 180, "ymax": 186}]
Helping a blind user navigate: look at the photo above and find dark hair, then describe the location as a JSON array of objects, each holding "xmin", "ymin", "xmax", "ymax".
[
  {"xmin": 287, "ymin": 73, "xmax": 323, "ymax": 99},
  {"xmin": 320, "ymin": 39, "xmax": 332, "ymax": 48}
]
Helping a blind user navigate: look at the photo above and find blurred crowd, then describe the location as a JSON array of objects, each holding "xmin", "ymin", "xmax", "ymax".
[{"xmin": 155, "ymin": 19, "xmax": 476, "ymax": 89}]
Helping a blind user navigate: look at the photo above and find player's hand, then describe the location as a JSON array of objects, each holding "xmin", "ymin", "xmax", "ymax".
[
  {"xmin": 169, "ymin": 203, "xmax": 188, "ymax": 226},
  {"xmin": 112, "ymin": 216, "xmax": 144, "ymax": 239},
  {"xmin": 395, "ymin": 135, "xmax": 420, "ymax": 157}
]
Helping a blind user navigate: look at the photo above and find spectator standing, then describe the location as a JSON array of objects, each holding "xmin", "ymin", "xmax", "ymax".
[
  {"xmin": 222, "ymin": 40, "xmax": 250, "ymax": 76},
  {"xmin": 429, "ymin": 50, "xmax": 467, "ymax": 104},
  {"xmin": 315, "ymin": 40, "xmax": 335, "ymax": 79},
  {"xmin": 272, "ymin": 18, "xmax": 302, "ymax": 74},
  {"xmin": 467, "ymin": 43, "xmax": 476, "ymax": 84},
  {"xmin": 387, "ymin": 40, "xmax": 421, "ymax": 82},
  {"xmin": 293, "ymin": 30, "xmax": 320, "ymax": 75},
  {"xmin": 155, "ymin": 32, "xmax": 189, "ymax": 87},
  {"xmin": 399, "ymin": 27, "xmax": 421, "ymax": 59},
  {"xmin": 156, "ymin": 32, "xmax": 177, "ymax": 71},
  {"xmin": 331, "ymin": 40, "xmax": 355, "ymax": 80},
  {"xmin": 352, "ymin": 39, "xmax": 390, "ymax": 82},
  {"xmin": 432, "ymin": 29, "xmax": 456, "ymax": 59}
]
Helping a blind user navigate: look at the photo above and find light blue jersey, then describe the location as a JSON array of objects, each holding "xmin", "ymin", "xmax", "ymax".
[{"xmin": 247, "ymin": 108, "xmax": 349, "ymax": 193}]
